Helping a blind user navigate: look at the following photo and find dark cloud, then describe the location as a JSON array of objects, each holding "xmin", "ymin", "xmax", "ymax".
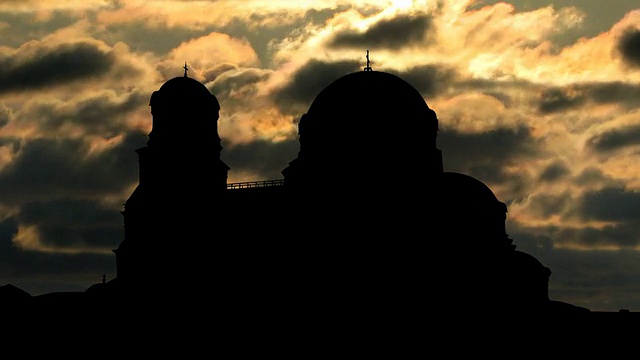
[
  {"xmin": 221, "ymin": 138, "xmax": 300, "ymax": 181},
  {"xmin": 587, "ymin": 82, "xmax": 640, "ymax": 105},
  {"xmin": 394, "ymin": 64, "xmax": 455, "ymax": 98},
  {"xmin": 219, "ymin": 18, "xmax": 301, "ymax": 67},
  {"xmin": 0, "ymin": 217, "xmax": 18, "ymax": 254},
  {"xmin": 18, "ymin": 198, "xmax": 123, "ymax": 249},
  {"xmin": 539, "ymin": 161, "xmax": 571, "ymax": 182},
  {"xmin": 329, "ymin": 14, "xmax": 434, "ymax": 50},
  {"xmin": 29, "ymin": 91, "xmax": 147, "ymax": 136},
  {"xmin": 439, "ymin": 125, "xmax": 538, "ymax": 181},
  {"xmin": 454, "ymin": 78, "xmax": 538, "ymax": 107},
  {"xmin": 536, "ymin": 82, "xmax": 640, "ymax": 114},
  {"xmin": 585, "ymin": 124, "xmax": 640, "ymax": 153},
  {"xmin": 617, "ymin": 28, "xmax": 640, "ymax": 68},
  {"xmin": 526, "ymin": 192, "xmax": 571, "ymax": 219},
  {"xmin": 0, "ymin": 42, "xmax": 114, "ymax": 94},
  {"xmin": 565, "ymin": 223, "xmax": 640, "ymax": 248},
  {"xmin": 273, "ymin": 59, "xmax": 456, "ymax": 118},
  {"xmin": 0, "ymin": 12, "xmax": 80, "ymax": 48},
  {"xmin": 210, "ymin": 68, "xmax": 271, "ymax": 101},
  {"xmin": 574, "ymin": 167, "xmax": 617, "ymax": 187},
  {"xmin": 202, "ymin": 63, "xmax": 239, "ymax": 83},
  {"xmin": 0, "ymin": 217, "xmax": 116, "ymax": 296},
  {"xmin": 303, "ymin": 6, "xmax": 354, "ymax": 23},
  {"xmin": 577, "ymin": 187, "xmax": 640, "ymax": 222},
  {"xmin": 98, "ymin": 21, "xmax": 209, "ymax": 55},
  {"xmin": 272, "ymin": 59, "xmax": 361, "ymax": 116},
  {"xmin": 0, "ymin": 131, "xmax": 146, "ymax": 204},
  {"xmin": 537, "ymin": 87, "xmax": 585, "ymax": 114},
  {"xmin": 510, "ymin": 227, "xmax": 640, "ymax": 311},
  {"xmin": 0, "ymin": 108, "xmax": 9, "ymax": 128},
  {"xmin": 0, "ymin": 137, "xmax": 20, "ymax": 153}
]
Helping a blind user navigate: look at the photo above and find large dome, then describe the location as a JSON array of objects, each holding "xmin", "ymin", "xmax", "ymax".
[
  {"xmin": 305, "ymin": 70, "xmax": 436, "ymax": 131},
  {"xmin": 294, "ymin": 70, "xmax": 440, "ymax": 175}
]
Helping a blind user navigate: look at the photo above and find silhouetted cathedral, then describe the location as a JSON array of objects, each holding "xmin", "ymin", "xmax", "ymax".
[
  {"xmin": 5, "ymin": 60, "xmax": 638, "ymax": 334},
  {"xmin": 112, "ymin": 64, "xmax": 580, "ymax": 321}
]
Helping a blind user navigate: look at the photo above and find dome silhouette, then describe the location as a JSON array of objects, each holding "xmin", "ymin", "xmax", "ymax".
[
  {"xmin": 438, "ymin": 172, "xmax": 506, "ymax": 211},
  {"xmin": 286, "ymin": 70, "xmax": 443, "ymax": 184},
  {"xmin": 301, "ymin": 70, "xmax": 437, "ymax": 143},
  {"xmin": 147, "ymin": 75, "xmax": 221, "ymax": 149},
  {"xmin": 435, "ymin": 172, "xmax": 512, "ymax": 252},
  {"xmin": 151, "ymin": 76, "xmax": 220, "ymax": 110},
  {"xmin": 307, "ymin": 71, "xmax": 435, "ymax": 120}
]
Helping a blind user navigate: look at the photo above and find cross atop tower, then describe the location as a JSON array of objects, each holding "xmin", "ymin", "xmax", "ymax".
[
  {"xmin": 183, "ymin": 62, "xmax": 189, "ymax": 77},
  {"xmin": 364, "ymin": 50, "xmax": 372, "ymax": 71}
]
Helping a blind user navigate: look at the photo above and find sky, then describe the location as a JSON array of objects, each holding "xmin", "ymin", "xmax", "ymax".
[{"xmin": 1, "ymin": 0, "xmax": 640, "ymax": 312}]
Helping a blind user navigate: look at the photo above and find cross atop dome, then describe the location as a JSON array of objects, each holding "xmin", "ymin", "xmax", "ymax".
[
  {"xmin": 183, "ymin": 62, "xmax": 189, "ymax": 77},
  {"xmin": 364, "ymin": 50, "xmax": 372, "ymax": 72}
]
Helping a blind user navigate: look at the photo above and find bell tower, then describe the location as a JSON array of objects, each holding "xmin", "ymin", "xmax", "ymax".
[{"xmin": 114, "ymin": 66, "xmax": 229, "ymax": 292}]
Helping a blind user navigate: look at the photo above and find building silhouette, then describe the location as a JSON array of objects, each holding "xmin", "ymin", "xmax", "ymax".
[{"xmin": 3, "ymin": 60, "xmax": 639, "ymax": 336}]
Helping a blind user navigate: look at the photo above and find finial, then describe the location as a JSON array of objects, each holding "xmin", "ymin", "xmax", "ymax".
[
  {"xmin": 364, "ymin": 50, "xmax": 372, "ymax": 71},
  {"xmin": 183, "ymin": 62, "xmax": 189, "ymax": 77}
]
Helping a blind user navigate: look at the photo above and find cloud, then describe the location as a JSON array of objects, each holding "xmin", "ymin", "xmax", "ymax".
[
  {"xmin": 0, "ymin": 0, "xmax": 112, "ymax": 13},
  {"xmin": 0, "ymin": 216, "xmax": 115, "ymax": 295},
  {"xmin": 0, "ymin": 132, "xmax": 145, "ymax": 205},
  {"xmin": 439, "ymin": 125, "xmax": 538, "ymax": 181},
  {"xmin": 398, "ymin": 64, "xmax": 456, "ymax": 98},
  {"xmin": 574, "ymin": 167, "xmax": 619, "ymax": 187},
  {"xmin": 539, "ymin": 161, "xmax": 571, "ymax": 182},
  {"xmin": 525, "ymin": 191, "xmax": 572, "ymax": 220},
  {"xmin": 272, "ymin": 59, "xmax": 361, "ymax": 116},
  {"xmin": 210, "ymin": 67, "xmax": 272, "ymax": 101},
  {"xmin": 160, "ymin": 32, "xmax": 260, "ymax": 81},
  {"xmin": 578, "ymin": 187, "xmax": 640, "ymax": 223},
  {"xmin": 617, "ymin": 28, "xmax": 640, "ymax": 68},
  {"xmin": 18, "ymin": 91, "xmax": 148, "ymax": 136},
  {"xmin": 537, "ymin": 87, "xmax": 586, "ymax": 114},
  {"xmin": 97, "ymin": 20, "xmax": 210, "ymax": 55},
  {"xmin": 0, "ymin": 11, "xmax": 81, "ymax": 49},
  {"xmin": 0, "ymin": 42, "xmax": 115, "ymax": 94},
  {"xmin": 585, "ymin": 124, "xmax": 640, "ymax": 153},
  {"xmin": 221, "ymin": 138, "xmax": 299, "ymax": 182},
  {"xmin": 536, "ymin": 82, "xmax": 640, "ymax": 114},
  {"xmin": 14, "ymin": 198, "xmax": 123, "ymax": 251},
  {"xmin": 329, "ymin": 14, "xmax": 435, "ymax": 50},
  {"xmin": 512, "ymin": 228, "xmax": 640, "ymax": 310}
]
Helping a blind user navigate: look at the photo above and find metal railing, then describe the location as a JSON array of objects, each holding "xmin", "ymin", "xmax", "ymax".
[{"xmin": 226, "ymin": 179, "xmax": 285, "ymax": 189}]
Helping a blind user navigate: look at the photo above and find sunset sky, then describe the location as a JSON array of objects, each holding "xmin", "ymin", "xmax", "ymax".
[{"xmin": 1, "ymin": 0, "xmax": 640, "ymax": 311}]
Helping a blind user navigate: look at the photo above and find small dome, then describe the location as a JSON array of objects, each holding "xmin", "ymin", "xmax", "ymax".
[
  {"xmin": 150, "ymin": 76, "xmax": 220, "ymax": 110},
  {"xmin": 146, "ymin": 75, "xmax": 222, "ymax": 150},
  {"xmin": 434, "ymin": 172, "xmax": 510, "ymax": 248},
  {"xmin": 511, "ymin": 250, "xmax": 551, "ymax": 277},
  {"xmin": 437, "ymin": 172, "xmax": 506, "ymax": 212}
]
